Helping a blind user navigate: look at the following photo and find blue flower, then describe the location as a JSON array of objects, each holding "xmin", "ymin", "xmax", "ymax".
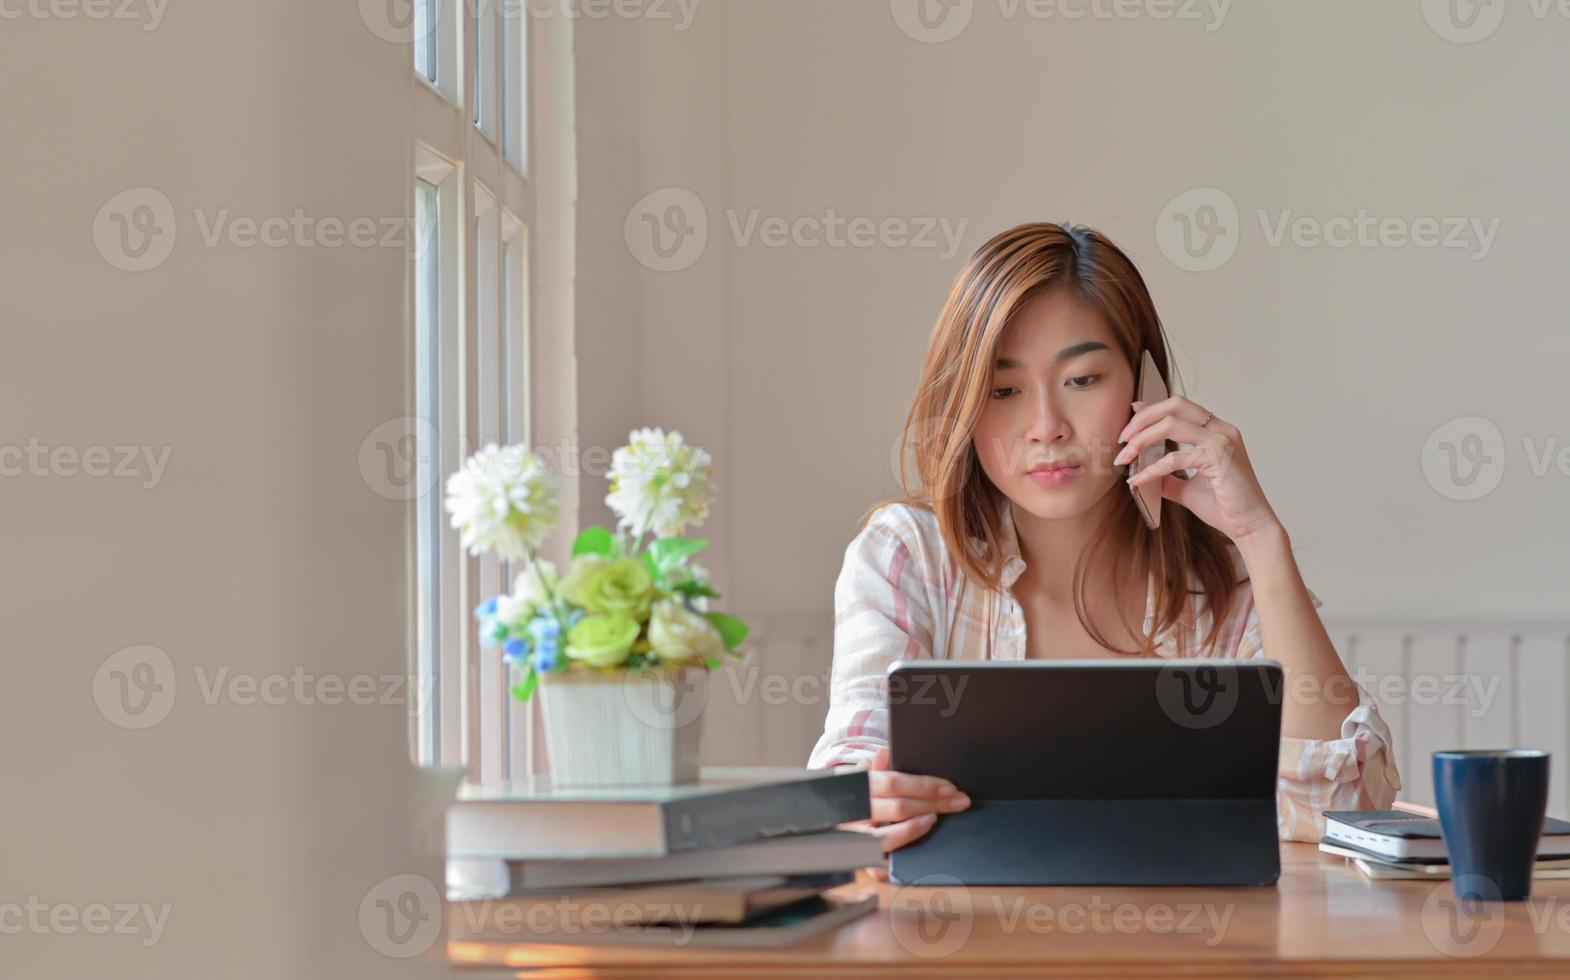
[
  {"xmin": 533, "ymin": 642, "xmax": 560, "ymax": 673},
  {"xmin": 475, "ymin": 596, "xmax": 500, "ymax": 618},
  {"xmin": 502, "ymin": 637, "xmax": 530, "ymax": 662},
  {"xmin": 477, "ymin": 617, "xmax": 510, "ymax": 647},
  {"xmin": 529, "ymin": 614, "xmax": 563, "ymax": 643}
]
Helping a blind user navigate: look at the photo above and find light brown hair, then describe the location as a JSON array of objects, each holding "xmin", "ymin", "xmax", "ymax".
[{"xmin": 871, "ymin": 222, "xmax": 1243, "ymax": 656}]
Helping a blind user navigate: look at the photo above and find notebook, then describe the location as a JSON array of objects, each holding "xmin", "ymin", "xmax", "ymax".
[{"xmin": 1323, "ymin": 809, "xmax": 1570, "ymax": 861}]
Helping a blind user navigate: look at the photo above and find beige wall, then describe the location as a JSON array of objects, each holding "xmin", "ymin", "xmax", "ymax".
[{"xmin": 1, "ymin": 4, "xmax": 442, "ymax": 977}]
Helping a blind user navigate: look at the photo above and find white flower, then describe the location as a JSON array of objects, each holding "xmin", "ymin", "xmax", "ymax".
[
  {"xmin": 444, "ymin": 444, "xmax": 559, "ymax": 561},
  {"xmin": 647, "ymin": 598, "xmax": 724, "ymax": 664},
  {"xmin": 512, "ymin": 559, "xmax": 560, "ymax": 609},
  {"xmin": 604, "ymin": 428, "xmax": 716, "ymax": 540}
]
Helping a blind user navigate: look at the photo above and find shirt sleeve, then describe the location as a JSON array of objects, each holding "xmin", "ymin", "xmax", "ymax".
[
  {"xmin": 1234, "ymin": 585, "xmax": 1404, "ymax": 842},
  {"xmin": 806, "ymin": 511, "xmax": 937, "ymax": 770}
]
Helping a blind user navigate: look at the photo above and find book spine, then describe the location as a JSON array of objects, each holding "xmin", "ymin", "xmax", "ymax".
[{"xmin": 660, "ymin": 772, "xmax": 872, "ymax": 852}]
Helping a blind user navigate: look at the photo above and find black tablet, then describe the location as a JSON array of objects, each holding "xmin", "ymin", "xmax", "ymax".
[{"xmin": 887, "ymin": 659, "xmax": 1284, "ymax": 886}]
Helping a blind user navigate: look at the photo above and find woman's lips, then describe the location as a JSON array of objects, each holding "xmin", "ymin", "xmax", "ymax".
[{"xmin": 1027, "ymin": 464, "xmax": 1083, "ymax": 487}]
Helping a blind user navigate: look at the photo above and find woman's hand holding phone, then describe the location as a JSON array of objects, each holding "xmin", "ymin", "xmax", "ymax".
[{"xmin": 837, "ymin": 745, "xmax": 971, "ymax": 881}]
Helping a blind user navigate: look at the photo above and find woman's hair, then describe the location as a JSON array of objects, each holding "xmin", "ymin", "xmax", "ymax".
[{"xmin": 868, "ymin": 221, "xmax": 1243, "ymax": 657}]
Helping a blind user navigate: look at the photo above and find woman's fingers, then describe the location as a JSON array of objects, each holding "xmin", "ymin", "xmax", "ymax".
[
  {"xmin": 870, "ymin": 767, "xmax": 961, "ymax": 801},
  {"xmin": 871, "ymin": 792, "xmax": 970, "ymax": 824},
  {"xmin": 867, "ymin": 813, "xmax": 939, "ymax": 853}
]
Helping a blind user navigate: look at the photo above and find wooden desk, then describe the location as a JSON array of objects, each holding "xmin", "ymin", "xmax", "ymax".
[{"xmin": 448, "ymin": 843, "xmax": 1570, "ymax": 976}]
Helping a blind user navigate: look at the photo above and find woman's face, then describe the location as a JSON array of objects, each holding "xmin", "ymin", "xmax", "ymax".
[{"xmin": 972, "ymin": 289, "xmax": 1137, "ymax": 521}]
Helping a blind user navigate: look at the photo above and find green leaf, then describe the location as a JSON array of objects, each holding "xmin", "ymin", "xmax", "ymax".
[
  {"xmin": 704, "ymin": 612, "xmax": 749, "ymax": 652},
  {"xmin": 650, "ymin": 537, "xmax": 708, "ymax": 566},
  {"xmin": 673, "ymin": 580, "xmax": 722, "ymax": 600},
  {"xmin": 641, "ymin": 550, "xmax": 661, "ymax": 585},
  {"xmin": 572, "ymin": 526, "xmax": 615, "ymax": 558},
  {"xmin": 702, "ymin": 655, "xmax": 721, "ymax": 670},
  {"xmin": 511, "ymin": 669, "xmax": 539, "ymax": 703}
]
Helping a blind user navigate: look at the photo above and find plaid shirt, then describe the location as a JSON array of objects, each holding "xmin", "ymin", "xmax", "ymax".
[{"xmin": 807, "ymin": 500, "xmax": 1402, "ymax": 843}]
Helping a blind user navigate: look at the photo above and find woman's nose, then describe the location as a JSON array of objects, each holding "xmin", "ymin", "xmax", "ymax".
[{"xmin": 1024, "ymin": 392, "xmax": 1071, "ymax": 443}]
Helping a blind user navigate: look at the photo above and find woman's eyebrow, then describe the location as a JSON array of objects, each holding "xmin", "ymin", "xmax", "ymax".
[{"xmin": 994, "ymin": 341, "xmax": 1110, "ymax": 370}]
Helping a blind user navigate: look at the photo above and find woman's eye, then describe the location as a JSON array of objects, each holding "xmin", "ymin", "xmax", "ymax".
[
  {"xmin": 991, "ymin": 387, "xmax": 1017, "ymax": 399},
  {"xmin": 1066, "ymin": 375, "xmax": 1101, "ymax": 389}
]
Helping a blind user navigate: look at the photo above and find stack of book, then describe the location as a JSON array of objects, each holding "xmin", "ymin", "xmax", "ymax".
[
  {"xmin": 1318, "ymin": 808, "xmax": 1570, "ymax": 881},
  {"xmin": 445, "ymin": 766, "xmax": 882, "ymax": 947}
]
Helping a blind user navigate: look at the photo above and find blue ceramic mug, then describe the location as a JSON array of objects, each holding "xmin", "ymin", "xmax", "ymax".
[{"xmin": 1433, "ymin": 749, "xmax": 1551, "ymax": 901}]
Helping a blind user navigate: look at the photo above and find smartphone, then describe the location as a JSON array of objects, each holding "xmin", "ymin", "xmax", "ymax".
[{"xmin": 1129, "ymin": 349, "xmax": 1170, "ymax": 529}]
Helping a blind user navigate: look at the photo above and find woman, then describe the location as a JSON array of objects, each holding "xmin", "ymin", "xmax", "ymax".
[{"xmin": 808, "ymin": 223, "xmax": 1400, "ymax": 876}]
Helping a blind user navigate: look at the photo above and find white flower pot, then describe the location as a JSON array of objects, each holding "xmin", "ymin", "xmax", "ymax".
[{"xmin": 538, "ymin": 665, "xmax": 707, "ymax": 786}]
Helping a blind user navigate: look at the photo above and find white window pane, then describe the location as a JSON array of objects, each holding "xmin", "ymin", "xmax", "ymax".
[
  {"xmin": 413, "ymin": 178, "xmax": 442, "ymax": 765},
  {"xmin": 414, "ymin": 0, "xmax": 436, "ymax": 82}
]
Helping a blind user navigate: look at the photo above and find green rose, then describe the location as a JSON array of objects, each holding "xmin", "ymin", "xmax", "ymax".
[
  {"xmin": 578, "ymin": 557, "xmax": 655, "ymax": 621},
  {"xmin": 558, "ymin": 554, "xmax": 611, "ymax": 609},
  {"xmin": 647, "ymin": 598, "xmax": 724, "ymax": 664},
  {"xmin": 564, "ymin": 613, "xmax": 640, "ymax": 668}
]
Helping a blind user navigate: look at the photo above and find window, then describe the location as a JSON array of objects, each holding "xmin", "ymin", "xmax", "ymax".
[
  {"xmin": 409, "ymin": 0, "xmax": 538, "ymax": 778},
  {"xmin": 412, "ymin": 177, "xmax": 441, "ymax": 766},
  {"xmin": 416, "ymin": 0, "xmax": 462, "ymax": 104},
  {"xmin": 501, "ymin": 2, "xmax": 528, "ymax": 171},
  {"xmin": 414, "ymin": 0, "xmax": 436, "ymax": 83},
  {"xmin": 473, "ymin": 0, "xmax": 497, "ymax": 139}
]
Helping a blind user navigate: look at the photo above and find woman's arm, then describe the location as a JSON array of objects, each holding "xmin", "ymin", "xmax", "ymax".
[{"xmin": 1235, "ymin": 523, "xmax": 1358, "ymax": 740}]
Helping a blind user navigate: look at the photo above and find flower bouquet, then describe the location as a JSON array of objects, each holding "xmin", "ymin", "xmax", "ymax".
[{"xmin": 444, "ymin": 428, "xmax": 748, "ymax": 785}]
